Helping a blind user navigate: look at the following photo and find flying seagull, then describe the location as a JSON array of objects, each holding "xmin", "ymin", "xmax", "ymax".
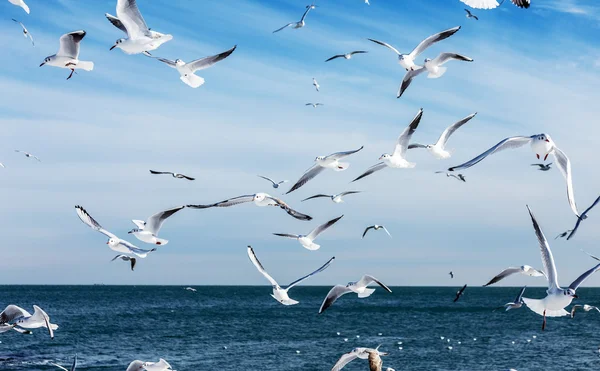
[
  {"xmin": 495, "ymin": 286, "xmax": 527, "ymax": 312},
  {"xmin": 325, "ymin": 51, "xmax": 368, "ymax": 62},
  {"xmin": 75, "ymin": 205, "xmax": 157, "ymax": 258},
  {"xmin": 436, "ymin": 172, "xmax": 466, "ymax": 182},
  {"xmin": 453, "ymin": 284, "xmax": 467, "ymax": 302},
  {"xmin": 8, "ymin": 0, "xmax": 29, "ymax": 14},
  {"xmin": 137, "ymin": 359, "xmax": 174, "ymax": 371},
  {"xmin": 464, "ymin": 9, "xmax": 478, "ymax": 20},
  {"xmin": 362, "ymin": 225, "xmax": 391, "ymax": 239},
  {"xmin": 408, "ymin": 113, "xmax": 477, "ymax": 159},
  {"xmin": 149, "ymin": 170, "xmax": 195, "ymax": 180},
  {"xmin": 301, "ymin": 191, "xmax": 361, "ymax": 203},
  {"xmin": 257, "ymin": 175, "xmax": 289, "ymax": 189},
  {"xmin": 460, "ymin": 0, "xmax": 530, "ymax": 10},
  {"xmin": 352, "ymin": 108, "xmax": 423, "ymax": 182},
  {"xmin": 0, "ymin": 305, "xmax": 57, "ymax": 339},
  {"xmin": 483, "ymin": 265, "xmax": 545, "ymax": 287},
  {"xmin": 531, "ymin": 163, "xmax": 552, "ymax": 171},
  {"xmin": 12, "ymin": 19, "xmax": 34, "ymax": 46},
  {"xmin": 286, "ymin": 146, "xmax": 363, "ymax": 194},
  {"xmin": 397, "ymin": 53, "xmax": 473, "ymax": 98},
  {"xmin": 273, "ymin": 5, "xmax": 314, "ymax": 33},
  {"xmin": 313, "ymin": 78, "xmax": 320, "ymax": 92},
  {"xmin": 448, "ymin": 134, "xmax": 581, "ymax": 219},
  {"xmin": 521, "ymin": 205, "xmax": 600, "ymax": 330},
  {"xmin": 128, "ymin": 206, "xmax": 185, "ymax": 245},
  {"xmin": 319, "ymin": 275, "xmax": 392, "ymax": 314},
  {"xmin": 106, "ymin": 0, "xmax": 173, "ymax": 54},
  {"xmin": 305, "ymin": 103, "xmax": 324, "ymax": 108},
  {"xmin": 40, "ymin": 30, "xmax": 94, "ymax": 80},
  {"xmin": 14, "ymin": 150, "xmax": 40, "ymax": 161},
  {"xmin": 187, "ymin": 193, "xmax": 312, "ymax": 221},
  {"xmin": 566, "ymin": 195, "xmax": 600, "ymax": 241},
  {"xmin": 368, "ymin": 26, "xmax": 461, "ymax": 71},
  {"xmin": 185, "ymin": 287, "xmax": 197, "ymax": 292},
  {"xmin": 247, "ymin": 246, "xmax": 334, "ymax": 305},
  {"xmin": 273, "ymin": 215, "xmax": 343, "ymax": 250},
  {"xmin": 555, "ymin": 230, "xmax": 572, "ymax": 239},
  {"xmin": 50, "ymin": 354, "xmax": 77, "ymax": 371},
  {"xmin": 331, "ymin": 346, "xmax": 389, "ymax": 371},
  {"xmin": 152, "ymin": 45, "xmax": 236, "ymax": 88},
  {"xmin": 571, "ymin": 304, "xmax": 600, "ymax": 319},
  {"xmin": 111, "ymin": 255, "xmax": 136, "ymax": 271},
  {"xmin": 449, "ymin": 271, "xmax": 454, "ymax": 279}
]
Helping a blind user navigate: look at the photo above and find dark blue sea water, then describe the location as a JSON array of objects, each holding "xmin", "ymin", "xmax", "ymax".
[{"xmin": 0, "ymin": 286, "xmax": 599, "ymax": 370}]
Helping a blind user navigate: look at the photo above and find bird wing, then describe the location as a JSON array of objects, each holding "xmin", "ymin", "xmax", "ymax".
[
  {"xmin": 381, "ymin": 226, "xmax": 392, "ymax": 237},
  {"xmin": 357, "ymin": 275, "xmax": 392, "ymax": 292},
  {"xmin": 149, "ymin": 170, "xmax": 174, "ymax": 175},
  {"xmin": 155, "ymin": 57, "xmax": 178, "ymax": 68},
  {"xmin": 258, "ymin": 175, "xmax": 276, "ymax": 185},
  {"xmin": 435, "ymin": 113, "xmax": 477, "ymax": 148},
  {"xmin": 326, "ymin": 146, "xmax": 364, "ymax": 160},
  {"xmin": 301, "ymin": 194, "xmax": 331, "ymax": 202},
  {"xmin": 187, "ymin": 45, "xmax": 237, "ymax": 72},
  {"xmin": 367, "ymin": 38, "xmax": 401, "ymax": 55},
  {"xmin": 266, "ymin": 196, "xmax": 313, "ymax": 221},
  {"xmin": 526, "ymin": 205, "xmax": 559, "ymax": 290},
  {"xmin": 104, "ymin": 13, "xmax": 128, "ymax": 34},
  {"xmin": 331, "ymin": 351, "xmax": 360, "ymax": 371},
  {"xmin": 307, "ymin": 215, "xmax": 344, "ymax": 240},
  {"xmin": 187, "ymin": 195, "xmax": 255, "ymax": 209},
  {"xmin": 286, "ymin": 164, "xmax": 326, "ymax": 194},
  {"xmin": 447, "ymin": 136, "xmax": 533, "ymax": 172},
  {"xmin": 32, "ymin": 305, "xmax": 53, "ymax": 339},
  {"xmin": 247, "ymin": 246, "xmax": 279, "ymax": 287},
  {"xmin": 325, "ymin": 55, "xmax": 345, "ymax": 62},
  {"xmin": 567, "ymin": 195, "xmax": 600, "ymax": 241},
  {"xmin": 483, "ymin": 267, "xmax": 522, "ymax": 287},
  {"xmin": 57, "ymin": 30, "xmax": 86, "ymax": 59},
  {"xmin": 408, "ymin": 26, "xmax": 461, "ymax": 59},
  {"xmin": 362, "ymin": 226, "xmax": 375, "ymax": 238},
  {"xmin": 551, "ymin": 146, "xmax": 581, "ymax": 218},
  {"xmin": 454, "ymin": 284, "xmax": 467, "ymax": 302},
  {"xmin": 145, "ymin": 206, "xmax": 185, "ymax": 235},
  {"xmin": 116, "ymin": 0, "xmax": 150, "ymax": 39},
  {"xmin": 319, "ymin": 285, "xmax": 352, "ymax": 314},
  {"xmin": 0, "ymin": 305, "xmax": 30, "ymax": 323},
  {"xmin": 181, "ymin": 174, "xmax": 195, "ymax": 180},
  {"xmin": 464, "ymin": 9, "xmax": 472, "ymax": 15},
  {"xmin": 75, "ymin": 205, "xmax": 116, "ymax": 239},
  {"xmin": 514, "ymin": 286, "xmax": 527, "ymax": 303},
  {"xmin": 49, "ymin": 364, "xmax": 68, "ymax": 371},
  {"xmin": 397, "ymin": 66, "xmax": 426, "ymax": 98},
  {"xmin": 286, "ymin": 256, "xmax": 335, "ymax": 290},
  {"xmin": 393, "ymin": 108, "xmax": 424, "ymax": 158},
  {"xmin": 431, "ymin": 52, "xmax": 473, "ymax": 66},
  {"xmin": 339, "ymin": 191, "xmax": 361, "ymax": 197},
  {"xmin": 568, "ymin": 263, "xmax": 600, "ymax": 291},
  {"xmin": 70, "ymin": 355, "xmax": 77, "ymax": 371},
  {"xmin": 349, "ymin": 51, "xmax": 368, "ymax": 56},
  {"xmin": 408, "ymin": 143, "xmax": 428, "ymax": 149},
  {"xmin": 111, "ymin": 255, "xmax": 128, "ymax": 261},
  {"xmin": 352, "ymin": 162, "xmax": 387, "ymax": 182},
  {"xmin": 459, "ymin": 0, "xmax": 499, "ymax": 10},
  {"xmin": 118, "ymin": 240, "xmax": 155, "ymax": 258},
  {"xmin": 273, "ymin": 23, "xmax": 294, "ymax": 33},
  {"xmin": 273, "ymin": 233, "xmax": 299, "ymax": 239},
  {"xmin": 511, "ymin": 0, "xmax": 531, "ymax": 8}
]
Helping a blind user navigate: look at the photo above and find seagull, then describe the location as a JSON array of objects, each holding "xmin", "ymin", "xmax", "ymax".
[
  {"xmin": 187, "ymin": 193, "xmax": 312, "ymax": 221},
  {"xmin": 301, "ymin": 191, "xmax": 361, "ymax": 203},
  {"xmin": 185, "ymin": 287, "xmax": 197, "ymax": 292},
  {"xmin": 306, "ymin": 103, "xmax": 324, "ymax": 108},
  {"xmin": 111, "ymin": 255, "xmax": 136, "ymax": 271},
  {"xmin": 331, "ymin": 346, "xmax": 389, "ymax": 371},
  {"xmin": 12, "ymin": 19, "xmax": 34, "ymax": 46},
  {"xmin": 454, "ymin": 284, "xmax": 467, "ymax": 302},
  {"xmin": 460, "ymin": 0, "xmax": 530, "ymax": 10},
  {"xmin": 75, "ymin": 205, "xmax": 157, "ymax": 258},
  {"xmin": 566, "ymin": 195, "xmax": 600, "ymax": 241},
  {"xmin": 128, "ymin": 206, "xmax": 185, "ymax": 245},
  {"xmin": 483, "ymin": 265, "xmax": 545, "ymax": 286},
  {"xmin": 8, "ymin": 0, "xmax": 29, "ymax": 14},
  {"xmin": 286, "ymin": 146, "xmax": 363, "ymax": 194},
  {"xmin": 313, "ymin": 78, "xmax": 320, "ymax": 92},
  {"xmin": 495, "ymin": 286, "xmax": 527, "ymax": 312},
  {"xmin": 531, "ymin": 163, "xmax": 552, "ymax": 171},
  {"xmin": 14, "ymin": 150, "xmax": 40, "ymax": 161},
  {"xmin": 448, "ymin": 134, "xmax": 581, "ymax": 218},
  {"xmin": 149, "ymin": 170, "xmax": 195, "ymax": 180},
  {"xmin": 436, "ymin": 172, "xmax": 466, "ymax": 182},
  {"xmin": 106, "ymin": 0, "xmax": 173, "ymax": 54},
  {"xmin": 408, "ymin": 113, "xmax": 477, "ymax": 159},
  {"xmin": 273, "ymin": 215, "xmax": 343, "ymax": 250},
  {"xmin": 570, "ymin": 304, "xmax": 600, "ymax": 318},
  {"xmin": 368, "ymin": 26, "xmax": 461, "ymax": 71},
  {"xmin": 464, "ymin": 9, "xmax": 478, "ymax": 20},
  {"xmin": 325, "ymin": 51, "xmax": 368, "ymax": 62},
  {"xmin": 0, "ymin": 305, "xmax": 57, "ymax": 339},
  {"xmin": 50, "ymin": 354, "xmax": 77, "ymax": 371},
  {"xmin": 352, "ymin": 109, "xmax": 423, "ymax": 182},
  {"xmin": 0, "ymin": 323, "xmax": 31, "ymax": 334},
  {"xmin": 131, "ymin": 359, "xmax": 173, "ymax": 371},
  {"xmin": 258, "ymin": 176, "xmax": 289, "ymax": 189},
  {"xmin": 152, "ymin": 46, "xmax": 236, "ymax": 88},
  {"xmin": 319, "ymin": 275, "xmax": 392, "ymax": 314},
  {"xmin": 397, "ymin": 53, "xmax": 473, "ymax": 98},
  {"xmin": 273, "ymin": 5, "xmax": 314, "ymax": 33},
  {"xmin": 521, "ymin": 205, "xmax": 600, "ymax": 331},
  {"xmin": 365, "ymin": 0, "xmax": 370, "ymax": 4},
  {"xmin": 40, "ymin": 30, "xmax": 94, "ymax": 80},
  {"xmin": 247, "ymin": 246, "xmax": 334, "ymax": 305},
  {"xmin": 362, "ymin": 225, "xmax": 391, "ymax": 239},
  {"xmin": 449, "ymin": 271, "xmax": 454, "ymax": 279},
  {"xmin": 555, "ymin": 230, "xmax": 572, "ymax": 239}
]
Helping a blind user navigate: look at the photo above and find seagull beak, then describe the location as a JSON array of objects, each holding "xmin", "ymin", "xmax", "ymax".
[
  {"xmin": 378, "ymin": 155, "xmax": 383, "ymax": 160},
  {"xmin": 109, "ymin": 44, "xmax": 117, "ymax": 51},
  {"xmin": 106, "ymin": 241, "xmax": 109, "ymax": 245},
  {"xmin": 545, "ymin": 139, "xmax": 550, "ymax": 142},
  {"xmin": 573, "ymin": 294, "xmax": 579, "ymax": 299},
  {"xmin": 39, "ymin": 62, "xmax": 45, "ymax": 67}
]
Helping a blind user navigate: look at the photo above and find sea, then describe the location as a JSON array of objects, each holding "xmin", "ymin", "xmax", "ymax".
[{"xmin": 0, "ymin": 286, "xmax": 599, "ymax": 370}]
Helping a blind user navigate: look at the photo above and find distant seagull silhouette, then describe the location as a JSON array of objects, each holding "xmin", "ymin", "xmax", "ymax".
[
  {"xmin": 571, "ymin": 304, "xmax": 600, "ymax": 319},
  {"xmin": 149, "ymin": 170, "xmax": 194, "ymax": 180},
  {"xmin": 273, "ymin": 5, "xmax": 314, "ymax": 33},
  {"xmin": 305, "ymin": 103, "xmax": 324, "ymax": 108},
  {"xmin": 483, "ymin": 265, "xmax": 545, "ymax": 286},
  {"xmin": 453, "ymin": 284, "xmax": 467, "ymax": 302},
  {"xmin": 409, "ymin": 113, "xmax": 477, "ymax": 159},
  {"xmin": 185, "ymin": 287, "xmax": 197, "ymax": 292},
  {"xmin": 362, "ymin": 225, "xmax": 391, "ymax": 239},
  {"xmin": 566, "ymin": 195, "xmax": 600, "ymax": 241},
  {"xmin": 494, "ymin": 286, "xmax": 526, "ymax": 312},
  {"xmin": 319, "ymin": 275, "xmax": 392, "ymax": 314},
  {"xmin": 313, "ymin": 78, "xmax": 320, "ymax": 92},
  {"xmin": 464, "ymin": 9, "xmax": 478, "ymax": 20},
  {"xmin": 258, "ymin": 175, "xmax": 289, "ymax": 188},
  {"xmin": 12, "ymin": 19, "xmax": 34, "ymax": 46},
  {"xmin": 15, "ymin": 150, "xmax": 40, "ymax": 161},
  {"xmin": 436, "ymin": 171, "xmax": 466, "ymax": 182},
  {"xmin": 325, "ymin": 51, "xmax": 368, "ymax": 62},
  {"xmin": 531, "ymin": 163, "xmax": 552, "ymax": 171},
  {"xmin": 449, "ymin": 271, "xmax": 454, "ymax": 279},
  {"xmin": 49, "ymin": 354, "xmax": 77, "ymax": 371},
  {"xmin": 555, "ymin": 230, "xmax": 572, "ymax": 239},
  {"xmin": 301, "ymin": 191, "xmax": 361, "ymax": 203},
  {"xmin": 273, "ymin": 215, "xmax": 343, "ymax": 250},
  {"xmin": 111, "ymin": 255, "xmax": 136, "ymax": 271}
]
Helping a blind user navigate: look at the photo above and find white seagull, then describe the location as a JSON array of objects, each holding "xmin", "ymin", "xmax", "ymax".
[
  {"xmin": 352, "ymin": 108, "xmax": 423, "ymax": 182},
  {"xmin": 408, "ymin": 113, "xmax": 476, "ymax": 159},
  {"xmin": 319, "ymin": 275, "xmax": 392, "ymax": 314},
  {"xmin": 111, "ymin": 255, "xmax": 136, "ymax": 271},
  {"xmin": 50, "ymin": 354, "xmax": 77, "ymax": 371},
  {"xmin": 75, "ymin": 205, "xmax": 157, "ymax": 258},
  {"xmin": 448, "ymin": 134, "xmax": 581, "ymax": 218},
  {"xmin": 362, "ymin": 225, "xmax": 391, "ymax": 239},
  {"xmin": 571, "ymin": 304, "xmax": 600, "ymax": 318},
  {"xmin": 397, "ymin": 53, "xmax": 473, "ymax": 98},
  {"xmin": 0, "ymin": 305, "xmax": 57, "ymax": 339},
  {"xmin": 185, "ymin": 287, "xmax": 197, "ymax": 292},
  {"xmin": 464, "ymin": 9, "xmax": 479, "ymax": 20},
  {"xmin": 313, "ymin": 78, "xmax": 320, "ymax": 92},
  {"xmin": 325, "ymin": 51, "xmax": 368, "ymax": 62},
  {"xmin": 483, "ymin": 265, "xmax": 545, "ymax": 286},
  {"xmin": 306, "ymin": 103, "xmax": 324, "ymax": 108},
  {"xmin": 521, "ymin": 205, "xmax": 600, "ymax": 330},
  {"xmin": 152, "ymin": 45, "xmax": 236, "ymax": 88},
  {"xmin": 495, "ymin": 286, "xmax": 526, "ymax": 312},
  {"xmin": 128, "ymin": 206, "xmax": 185, "ymax": 245},
  {"xmin": 247, "ymin": 246, "xmax": 334, "ymax": 305},
  {"xmin": 12, "ymin": 19, "xmax": 34, "ymax": 46},
  {"xmin": 460, "ymin": 0, "xmax": 530, "ymax": 10},
  {"xmin": 273, "ymin": 215, "xmax": 343, "ymax": 250},
  {"xmin": 258, "ymin": 175, "xmax": 289, "ymax": 189},
  {"xmin": 187, "ymin": 193, "xmax": 312, "ymax": 221},
  {"xmin": 273, "ymin": 5, "xmax": 314, "ymax": 33},
  {"xmin": 566, "ymin": 195, "xmax": 600, "ymax": 241},
  {"xmin": 149, "ymin": 170, "xmax": 194, "ymax": 180},
  {"xmin": 106, "ymin": 0, "xmax": 173, "ymax": 55},
  {"xmin": 331, "ymin": 346, "xmax": 389, "ymax": 371},
  {"xmin": 368, "ymin": 26, "xmax": 461, "ymax": 71},
  {"xmin": 286, "ymin": 146, "xmax": 363, "ymax": 194},
  {"xmin": 127, "ymin": 359, "xmax": 174, "ymax": 371},
  {"xmin": 14, "ymin": 150, "xmax": 40, "ymax": 161},
  {"xmin": 301, "ymin": 191, "xmax": 361, "ymax": 203},
  {"xmin": 40, "ymin": 30, "xmax": 94, "ymax": 80},
  {"xmin": 8, "ymin": 0, "xmax": 29, "ymax": 14}
]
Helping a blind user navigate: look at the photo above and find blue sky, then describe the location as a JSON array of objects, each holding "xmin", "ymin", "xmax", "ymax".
[{"xmin": 1, "ymin": 0, "xmax": 600, "ymax": 286}]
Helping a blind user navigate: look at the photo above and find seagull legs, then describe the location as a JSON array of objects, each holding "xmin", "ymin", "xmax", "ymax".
[
  {"xmin": 542, "ymin": 310, "xmax": 547, "ymax": 331},
  {"xmin": 65, "ymin": 62, "xmax": 76, "ymax": 80}
]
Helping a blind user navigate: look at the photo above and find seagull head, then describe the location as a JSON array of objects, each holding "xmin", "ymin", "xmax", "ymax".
[
  {"xmin": 128, "ymin": 228, "xmax": 140, "ymax": 234},
  {"xmin": 564, "ymin": 288, "xmax": 578, "ymax": 299},
  {"xmin": 110, "ymin": 38, "xmax": 125, "ymax": 51},
  {"xmin": 534, "ymin": 134, "xmax": 551, "ymax": 143},
  {"xmin": 106, "ymin": 238, "xmax": 118, "ymax": 247},
  {"xmin": 379, "ymin": 153, "xmax": 391, "ymax": 160},
  {"xmin": 315, "ymin": 155, "xmax": 325, "ymax": 162},
  {"xmin": 424, "ymin": 58, "xmax": 432, "ymax": 63},
  {"xmin": 175, "ymin": 59, "xmax": 185, "ymax": 66},
  {"xmin": 253, "ymin": 193, "xmax": 266, "ymax": 202},
  {"xmin": 39, "ymin": 57, "xmax": 51, "ymax": 67}
]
